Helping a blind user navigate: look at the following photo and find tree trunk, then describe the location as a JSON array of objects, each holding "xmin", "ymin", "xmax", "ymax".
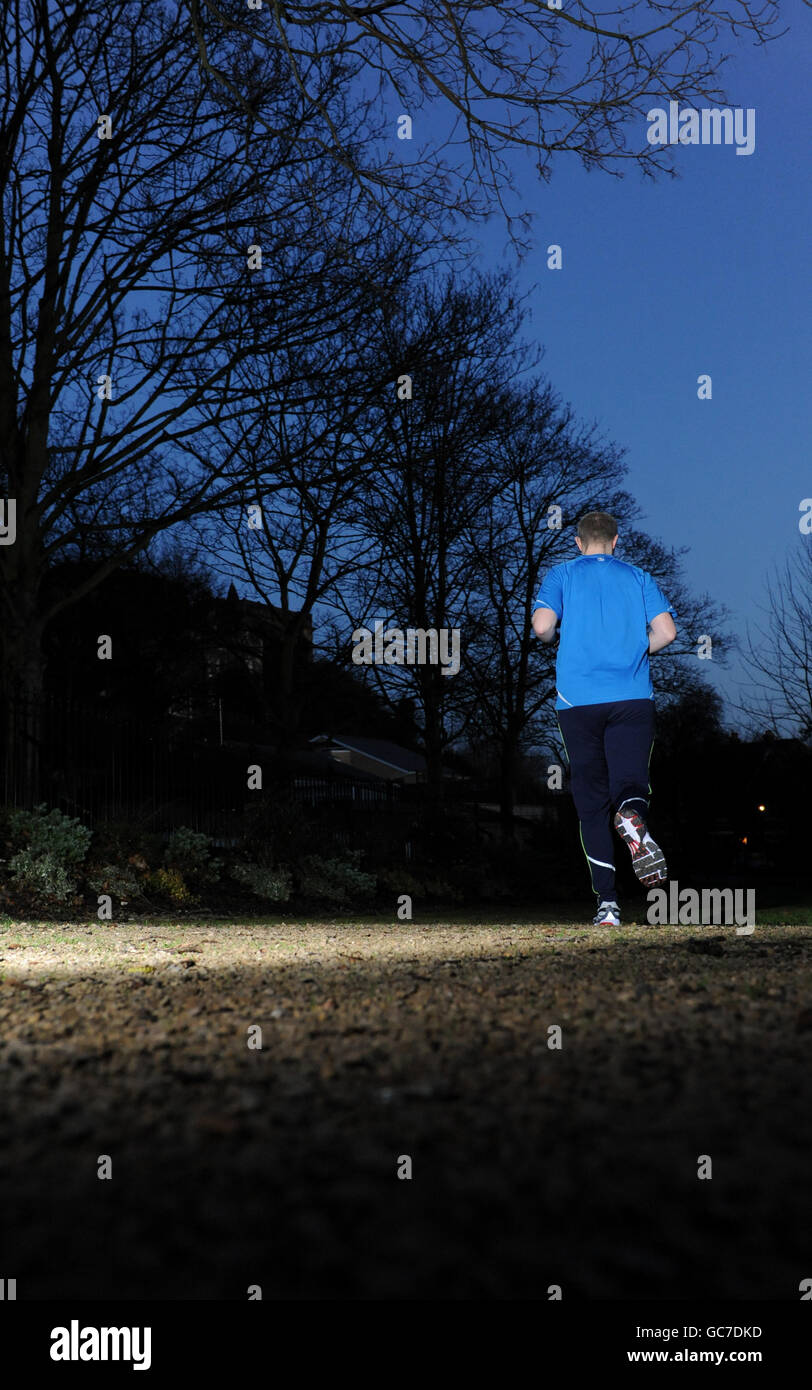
[
  {"xmin": 1, "ymin": 612, "xmax": 47, "ymax": 808},
  {"xmin": 499, "ymin": 737, "xmax": 518, "ymax": 840},
  {"xmin": 421, "ymin": 671, "xmax": 445, "ymax": 803},
  {"xmin": 269, "ymin": 617, "xmax": 307, "ymax": 758}
]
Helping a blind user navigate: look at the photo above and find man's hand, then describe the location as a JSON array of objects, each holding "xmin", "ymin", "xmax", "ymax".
[
  {"xmin": 648, "ymin": 611, "xmax": 677, "ymax": 654},
  {"xmin": 532, "ymin": 607, "xmax": 558, "ymax": 644}
]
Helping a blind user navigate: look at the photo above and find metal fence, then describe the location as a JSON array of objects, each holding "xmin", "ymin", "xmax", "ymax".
[
  {"xmin": 0, "ymin": 693, "xmax": 404, "ymax": 834},
  {"xmin": 291, "ymin": 775, "xmax": 401, "ymax": 808}
]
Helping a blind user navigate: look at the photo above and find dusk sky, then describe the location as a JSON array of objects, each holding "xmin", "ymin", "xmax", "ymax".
[{"xmin": 464, "ymin": 15, "xmax": 811, "ymax": 726}]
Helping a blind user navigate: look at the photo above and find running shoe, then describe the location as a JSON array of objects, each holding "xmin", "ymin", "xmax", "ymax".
[
  {"xmin": 593, "ymin": 900, "xmax": 621, "ymax": 927},
  {"xmin": 613, "ymin": 807, "xmax": 668, "ymax": 885}
]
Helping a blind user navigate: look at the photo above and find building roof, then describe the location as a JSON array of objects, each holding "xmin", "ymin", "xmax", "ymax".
[
  {"xmin": 291, "ymin": 748, "xmax": 383, "ymax": 783},
  {"xmin": 217, "ymin": 587, "xmax": 313, "ymax": 639},
  {"xmin": 310, "ymin": 734, "xmax": 426, "ymax": 776}
]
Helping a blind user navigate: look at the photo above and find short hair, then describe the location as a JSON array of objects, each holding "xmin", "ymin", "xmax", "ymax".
[{"xmin": 577, "ymin": 510, "xmax": 617, "ymax": 545}]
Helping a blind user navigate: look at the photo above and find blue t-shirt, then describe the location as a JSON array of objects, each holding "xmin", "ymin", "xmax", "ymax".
[{"xmin": 533, "ymin": 554, "xmax": 676, "ymax": 710}]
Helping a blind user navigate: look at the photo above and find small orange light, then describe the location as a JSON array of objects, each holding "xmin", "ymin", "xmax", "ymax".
[
  {"xmin": 757, "ymin": 804, "xmax": 766, "ymax": 812},
  {"xmin": 741, "ymin": 836, "xmax": 748, "ymax": 845}
]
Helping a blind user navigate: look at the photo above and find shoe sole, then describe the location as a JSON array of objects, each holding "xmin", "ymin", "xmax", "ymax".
[{"xmin": 613, "ymin": 809, "xmax": 667, "ymax": 886}]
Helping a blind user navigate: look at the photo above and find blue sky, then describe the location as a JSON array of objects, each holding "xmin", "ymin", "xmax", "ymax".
[{"xmin": 464, "ymin": 16, "xmax": 811, "ymax": 725}]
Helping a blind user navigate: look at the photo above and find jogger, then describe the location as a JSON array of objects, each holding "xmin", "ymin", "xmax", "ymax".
[{"xmin": 531, "ymin": 510, "xmax": 677, "ymax": 923}]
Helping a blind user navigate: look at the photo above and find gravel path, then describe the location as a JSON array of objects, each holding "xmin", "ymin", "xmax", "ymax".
[{"xmin": 0, "ymin": 917, "xmax": 809, "ymax": 1299}]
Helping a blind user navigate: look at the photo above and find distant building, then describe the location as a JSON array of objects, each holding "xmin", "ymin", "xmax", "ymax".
[
  {"xmin": 307, "ymin": 734, "xmax": 426, "ymax": 784},
  {"xmin": 165, "ymin": 586, "xmax": 313, "ymax": 729},
  {"xmin": 204, "ymin": 585, "xmax": 313, "ymax": 683}
]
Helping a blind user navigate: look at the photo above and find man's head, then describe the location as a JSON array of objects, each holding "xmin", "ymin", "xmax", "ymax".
[{"xmin": 575, "ymin": 510, "xmax": 618, "ymax": 555}]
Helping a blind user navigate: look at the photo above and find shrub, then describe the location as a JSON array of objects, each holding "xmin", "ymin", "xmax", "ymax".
[
  {"xmin": 8, "ymin": 803, "xmax": 92, "ymax": 864},
  {"xmin": 8, "ymin": 850, "xmax": 77, "ymax": 904},
  {"xmin": 86, "ymin": 862, "xmax": 143, "ymax": 902},
  {"xmin": 230, "ymin": 862, "xmax": 292, "ymax": 902},
  {"xmin": 296, "ymin": 850, "xmax": 376, "ymax": 906},
  {"xmin": 241, "ymin": 797, "xmax": 323, "ymax": 865},
  {"xmin": 146, "ymin": 866, "xmax": 193, "ymax": 904},
  {"xmin": 89, "ymin": 818, "xmax": 164, "ymax": 871},
  {"xmin": 444, "ymin": 859, "xmax": 513, "ymax": 903},
  {"xmin": 420, "ymin": 875, "xmax": 464, "ymax": 904},
  {"xmin": 163, "ymin": 827, "xmax": 221, "ymax": 885},
  {"xmin": 374, "ymin": 866, "xmax": 464, "ymax": 904},
  {"xmin": 7, "ymin": 804, "xmax": 92, "ymax": 904},
  {"xmin": 375, "ymin": 867, "xmax": 425, "ymax": 899}
]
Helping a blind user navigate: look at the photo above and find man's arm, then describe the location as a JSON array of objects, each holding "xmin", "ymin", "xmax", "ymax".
[
  {"xmin": 532, "ymin": 606, "xmax": 559, "ymax": 644},
  {"xmin": 648, "ymin": 611, "xmax": 677, "ymax": 654}
]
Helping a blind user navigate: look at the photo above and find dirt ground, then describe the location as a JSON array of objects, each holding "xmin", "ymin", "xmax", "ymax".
[{"xmin": 0, "ymin": 914, "xmax": 809, "ymax": 1300}]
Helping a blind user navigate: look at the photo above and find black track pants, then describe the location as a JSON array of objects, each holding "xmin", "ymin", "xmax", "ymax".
[{"xmin": 557, "ymin": 697, "xmax": 656, "ymax": 903}]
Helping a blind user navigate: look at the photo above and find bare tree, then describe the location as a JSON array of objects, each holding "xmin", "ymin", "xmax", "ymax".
[
  {"xmin": 186, "ymin": 0, "xmax": 783, "ymax": 248},
  {"xmin": 193, "ymin": 215, "xmax": 433, "ymax": 743},
  {"xmin": 0, "ymin": 0, "xmax": 387, "ymax": 796},
  {"xmin": 332, "ymin": 268, "xmax": 534, "ymax": 796},
  {"xmin": 738, "ymin": 542, "xmax": 812, "ymax": 739}
]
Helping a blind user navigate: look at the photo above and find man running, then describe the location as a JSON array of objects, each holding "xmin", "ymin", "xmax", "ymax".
[{"xmin": 531, "ymin": 511, "xmax": 677, "ymax": 927}]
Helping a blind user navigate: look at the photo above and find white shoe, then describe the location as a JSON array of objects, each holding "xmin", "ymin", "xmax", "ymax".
[
  {"xmin": 614, "ymin": 807, "xmax": 667, "ymax": 885},
  {"xmin": 593, "ymin": 900, "xmax": 620, "ymax": 927}
]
